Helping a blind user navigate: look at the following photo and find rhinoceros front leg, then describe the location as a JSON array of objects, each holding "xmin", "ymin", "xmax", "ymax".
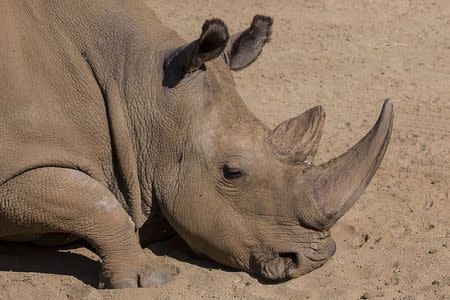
[{"xmin": 0, "ymin": 167, "xmax": 172, "ymax": 289}]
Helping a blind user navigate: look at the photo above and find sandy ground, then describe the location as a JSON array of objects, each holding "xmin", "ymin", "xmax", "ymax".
[{"xmin": 1, "ymin": 0, "xmax": 449, "ymax": 299}]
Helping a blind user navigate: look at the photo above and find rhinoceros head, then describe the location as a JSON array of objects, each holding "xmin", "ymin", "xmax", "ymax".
[{"xmin": 154, "ymin": 16, "xmax": 393, "ymax": 281}]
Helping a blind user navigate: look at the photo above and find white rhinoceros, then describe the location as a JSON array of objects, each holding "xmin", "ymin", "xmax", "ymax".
[{"xmin": 0, "ymin": 0, "xmax": 393, "ymax": 288}]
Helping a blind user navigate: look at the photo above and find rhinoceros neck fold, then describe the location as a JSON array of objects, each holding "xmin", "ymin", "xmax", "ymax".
[{"xmin": 37, "ymin": 0, "xmax": 184, "ymax": 228}]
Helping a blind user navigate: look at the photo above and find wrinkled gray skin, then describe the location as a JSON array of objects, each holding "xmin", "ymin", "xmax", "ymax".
[{"xmin": 0, "ymin": 0, "xmax": 393, "ymax": 289}]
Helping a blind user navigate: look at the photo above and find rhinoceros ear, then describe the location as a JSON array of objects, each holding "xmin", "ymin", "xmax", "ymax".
[
  {"xmin": 224, "ymin": 15, "xmax": 273, "ymax": 70},
  {"xmin": 163, "ymin": 19, "xmax": 229, "ymax": 87},
  {"xmin": 266, "ymin": 106, "xmax": 325, "ymax": 164}
]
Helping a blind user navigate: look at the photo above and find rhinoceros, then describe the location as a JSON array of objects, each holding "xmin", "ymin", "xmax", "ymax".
[{"xmin": 0, "ymin": 0, "xmax": 393, "ymax": 289}]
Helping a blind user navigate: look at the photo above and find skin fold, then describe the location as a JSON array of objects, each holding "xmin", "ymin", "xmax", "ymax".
[{"xmin": 0, "ymin": 0, "xmax": 393, "ymax": 289}]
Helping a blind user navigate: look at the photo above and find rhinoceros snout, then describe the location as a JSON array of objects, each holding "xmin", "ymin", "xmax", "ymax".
[
  {"xmin": 286, "ymin": 238, "xmax": 337, "ymax": 279},
  {"xmin": 250, "ymin": 237, "xmax": 336, "ymax": 281}
]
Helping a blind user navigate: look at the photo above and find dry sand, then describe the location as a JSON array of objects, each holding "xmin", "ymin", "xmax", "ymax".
[{"xmin": 1, "ymin": 0, "xmax": 449, "ymax": 299}]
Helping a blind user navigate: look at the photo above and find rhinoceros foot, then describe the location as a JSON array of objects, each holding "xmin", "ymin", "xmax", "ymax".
[{"xmin": 98, "ymin": 251, "xmax": 179, "ymax": 289}]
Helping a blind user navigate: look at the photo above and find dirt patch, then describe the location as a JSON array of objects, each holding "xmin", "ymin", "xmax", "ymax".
[{"xmin": 1, "ymin": 1, "xmax": 449, "ymax": 299}]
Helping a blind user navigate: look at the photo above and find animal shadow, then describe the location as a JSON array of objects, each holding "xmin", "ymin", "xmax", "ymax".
[
  {"xmin": 0, "ymin": 241, "xmax": 100, "ymax": 287},
  {"xmin": 147, "ymin": 236, "xmax": 282, "ymax": 285},
  {"xmin": 146, "ymin": 235, "xmax": 237, "ymax": 273},
  {"xmin": 0, "ymin": 236, "xmax": 269, "ymax": 287}
]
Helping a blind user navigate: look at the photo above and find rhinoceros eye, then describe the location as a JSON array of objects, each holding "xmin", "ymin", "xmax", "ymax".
[{"xmin": 222, "ymin": 164, "xmax": 243, "ymax": 180}]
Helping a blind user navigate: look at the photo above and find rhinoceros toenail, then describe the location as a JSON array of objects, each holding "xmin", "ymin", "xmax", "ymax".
[{"xmin": 140, "ymin": 272, "xmax": 170, "ymax": 288}]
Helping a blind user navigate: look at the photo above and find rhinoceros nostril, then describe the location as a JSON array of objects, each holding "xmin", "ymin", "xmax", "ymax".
[{"xmin": 278, "ymin": 252, "xmax": 299, "ymax": 268}]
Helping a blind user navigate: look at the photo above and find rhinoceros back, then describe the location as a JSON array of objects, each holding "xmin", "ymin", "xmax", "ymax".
[{"xmin": 0, "ymin": 1, "xmax": 113, "ymax": 185}]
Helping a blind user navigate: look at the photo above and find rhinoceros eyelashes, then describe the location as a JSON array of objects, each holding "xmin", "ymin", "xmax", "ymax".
[
  {"xmin": 163, "ymin": 19, "xmax": 229, "ymax": 88},
  {"xmin": 222, "ymin": 164, "xmax": 244, "ymax": 181}
]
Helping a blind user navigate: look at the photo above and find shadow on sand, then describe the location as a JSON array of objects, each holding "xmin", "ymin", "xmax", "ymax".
[
  {"xmin": 0, "ymin": 241, "xmax": 100, "ymax": 287},
  {"xmin": 147, "ymin": 236, "xmax": 283, "ymax": 285},
  {"xmin": 145, "ymin": 235, "xmax": 236, "ymax": 272},
  {"xmin": 0, "ymin": 235, "xmax": 242, "ymax": 288}
]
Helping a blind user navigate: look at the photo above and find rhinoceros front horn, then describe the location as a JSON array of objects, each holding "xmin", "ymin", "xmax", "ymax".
[{"xmin": 304, "ymin": 99, "xmax": 394, "ymax": 228}]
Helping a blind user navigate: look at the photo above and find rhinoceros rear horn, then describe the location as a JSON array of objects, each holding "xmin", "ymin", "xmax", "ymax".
[
  {"xmin": 163, "ymin": 19, "xmax": 229, "ymax": 87},
  {"xmin": 266, "ymin": 105, "xmax": 325, "ymax": 164},
  {"xmin": 305, "ymin": 99, "xmax": 394, "ymax": 228}
]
